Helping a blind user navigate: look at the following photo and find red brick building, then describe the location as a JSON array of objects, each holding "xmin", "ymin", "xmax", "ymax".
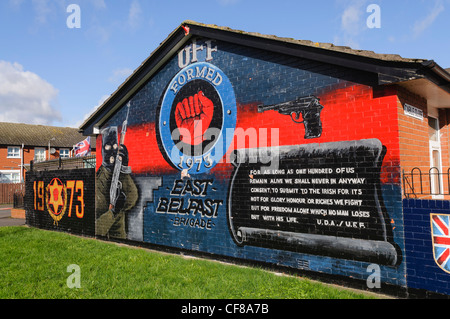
[
  {"xmin": 398, "ymin": 74, "xmax": 450, "ymax": 199},
  {"xmin": 0, "ymin": 122, "xmax": 90, "ymax": 183}
]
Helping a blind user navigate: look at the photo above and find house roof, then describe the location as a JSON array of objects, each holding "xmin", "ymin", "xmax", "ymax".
[
  {"xmin": 79, "ymin": 20, "xmax": 450, "ymax": 135},
  {"xmin": 185, "ymin": 21, "xmax": 424, "ymax": 64},
  {"xmin": 0, "ymin": 122, "xmax": 93, "ymax": 148}
]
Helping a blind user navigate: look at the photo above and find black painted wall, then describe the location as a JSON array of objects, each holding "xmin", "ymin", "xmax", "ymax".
[{"xmin": 25, "ymin": 168, "xmax": 95, "ymax": 237}]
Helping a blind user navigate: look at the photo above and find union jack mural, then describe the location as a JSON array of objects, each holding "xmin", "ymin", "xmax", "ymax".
[{"xmin": 431, "ymin": 214, "xmax": 450, "ymax": 273}]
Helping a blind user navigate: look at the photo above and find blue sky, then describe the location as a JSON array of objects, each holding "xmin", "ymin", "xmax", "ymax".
[{"xmin": 0, "ymin": 0, "xmax": 449, "ymax": 129}]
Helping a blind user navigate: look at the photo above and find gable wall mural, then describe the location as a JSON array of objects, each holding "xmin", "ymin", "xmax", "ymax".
[{"xmin": 94, "ymin": 37, "xmax": 406, "ymax": 288}]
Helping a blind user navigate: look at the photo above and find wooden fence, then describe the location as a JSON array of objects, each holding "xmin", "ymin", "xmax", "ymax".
[
  {"xmin": 30, "ymin": 155, "xmax": 96, "ymax": 172},
  {"xmin": 0, "ymin": 183, "xmax": 25, "ymax": 205}
]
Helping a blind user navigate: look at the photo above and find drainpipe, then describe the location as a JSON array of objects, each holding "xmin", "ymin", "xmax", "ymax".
[{"xmin": 21, "ymin": 143, "xmax": 24, "ymax": 183}]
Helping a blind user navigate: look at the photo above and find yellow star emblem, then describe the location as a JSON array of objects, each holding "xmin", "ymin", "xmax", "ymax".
[{"xmin": 48, "ymin": 179, "xmax": 64, "ymax": 213}]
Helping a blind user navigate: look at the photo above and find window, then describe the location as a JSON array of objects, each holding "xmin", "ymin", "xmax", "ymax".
[
  {"xmin": 428, "ymin": 115, "xmax": 443, "ymax": 198},
  {"xmin": 34, "ymin": 148, "xmax": 46, "ymax": 162},
  {"xmin": 428, "ymin": 116, "xmax": 439, "ymax": 142},
  {"xmin": 0, "ymin": 171, "xmax": 20, "ymax": 184},
  {"xmin": 7, "ymin": 147, "xmax": 20, "ymax": 158},
  {"xmin": 60, "ymin": 149, "xmax": 70, "ymax": 158},
  {"xmin": 431, "ymin": 149, "xmax": 442, "ymax": 194}
]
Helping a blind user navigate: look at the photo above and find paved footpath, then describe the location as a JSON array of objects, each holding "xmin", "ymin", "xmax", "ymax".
[{"xmin": 0, "ymin": 207, "xmax": 26, "ymax": 227}]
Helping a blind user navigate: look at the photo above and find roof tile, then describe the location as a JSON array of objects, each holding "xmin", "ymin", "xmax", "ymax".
[{"xmin": 0, "ymin": 122, "xmax": 94, "ymax": 148}]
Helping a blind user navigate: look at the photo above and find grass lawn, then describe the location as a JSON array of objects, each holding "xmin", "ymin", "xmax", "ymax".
[{"xmin": 0, "ymin": 226, "xmax": 379, "ymax": 299}]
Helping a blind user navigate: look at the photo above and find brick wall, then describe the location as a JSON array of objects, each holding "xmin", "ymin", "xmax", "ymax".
[
  {"xmin": 397, "ymin": 87, "xmax": 429, "ymax": 171},
  {"xmin": 0, "ymin": 146, "xmax": 32, "ymax": 180},
  {"xmin": 0, "ymin": 145, "xmax": 67, "ymax": 182},
  {"xmin": 92, "ymin": 37, "xmax": 408, "ymax": 294},
  {"xmin": 403, "ymin": 199, "xmax": 450, "ymax": 296},
  {"xmin": 398, "ymin": 86, "xmax": 450, "ymax": 199},
  {"xmin": 25, "ymin": 168, "xmax": 95, "ymax": 237},
  {"xmin": 23, "ymin": 36, "xmax": 450, "ymax": 297},
  {"xmin": 439, "ymin": 108, "xmax": 450, "ymax": 194}
]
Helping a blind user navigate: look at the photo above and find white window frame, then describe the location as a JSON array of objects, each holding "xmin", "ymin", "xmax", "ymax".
[
  {"xmin": 34, "ymin": 147, "xmax": 46, "ymax": 162},
  {"xmin": 7, "ymin": 146, "xmax": 21, "ymax": 158},
  {"xmin": 428, "ymin": 111, "xmax": 444, "ymax": 199},
  {"xmin": 60, "ymin": 148, "xmax": 70, "ymax": 158}
]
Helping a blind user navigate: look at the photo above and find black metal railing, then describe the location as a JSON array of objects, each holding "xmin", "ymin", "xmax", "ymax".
[
  {"xmin": 403, "ymin": 167, "xmax": 450, "ymax": 198},
  {"xmin": 30, "ymin": 155, "xmax": 96, "ymax": 172}
]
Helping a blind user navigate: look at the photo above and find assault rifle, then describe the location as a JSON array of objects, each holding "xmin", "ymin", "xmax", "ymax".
[
  {"xmin": 258, "ymin": 96, "xmax": 324, "ymax": 139},
  {"xmin": 109, "ymin": 102, "xmax": 131, "ymax": 212}
]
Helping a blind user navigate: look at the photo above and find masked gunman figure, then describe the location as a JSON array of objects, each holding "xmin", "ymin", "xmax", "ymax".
[{"xmin": 96, "ymin": 126, "xmax": 138, "ymax": 239}]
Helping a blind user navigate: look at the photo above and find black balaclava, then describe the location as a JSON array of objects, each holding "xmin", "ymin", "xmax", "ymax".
[{"xmin": 101, "ymin": 127, "xmax": 118, "ymax": 171}]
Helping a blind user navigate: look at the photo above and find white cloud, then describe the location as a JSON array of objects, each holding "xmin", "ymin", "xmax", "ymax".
[
  {"xmin": 412, "ymin": 0, "xmax": 444, "ymax": 38},
  {"xmin": 92, "ymin": 0, "xmax": 107, "ymax": 10},
  {"xmin": 87, "ymin": 24, "xmax": 111, "ymax": 44},
  {"xmin": 334, "ymin": 0, "xmax": 369, "ymax": 49},
  {"xmin": 341, "ymin": 3, "xmax": 362, "ymax": 35},
  {"xmin": 9, "ymin": 0, "xmax": 24, "ymax": 9},
  {"xmin": 31, "ymin": 0, "xmax": 52, "ymax": 24},
  {"xmin": 108, "ymin": 68, "xmax": 134, "ymax": 84},
  {"xmin": 0, "ymin": 61, "xmax": 61, "ymax": 125},
  {"xmin": 128, "ymin": 0, "xmax": 142, "ymax": 29},
  {"xmin": 72, "ymin": 95, "xmax": 109, "ymax": 128}
]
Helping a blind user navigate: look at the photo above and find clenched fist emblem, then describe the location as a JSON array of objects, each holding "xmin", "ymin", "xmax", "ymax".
[{"xmin": 175, "ymin": 90, "xmax": 214, "ymax": 145}]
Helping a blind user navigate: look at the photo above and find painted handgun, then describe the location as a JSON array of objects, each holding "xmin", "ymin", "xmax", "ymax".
[{"xmin": 258, "ymin": 96, "xmax": 324, "ymax": 139}]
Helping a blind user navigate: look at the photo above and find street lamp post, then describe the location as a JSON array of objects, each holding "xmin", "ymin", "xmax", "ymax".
[{"xmin": 48, "ymin": 137, "xmax": 56, "ymax": 161}]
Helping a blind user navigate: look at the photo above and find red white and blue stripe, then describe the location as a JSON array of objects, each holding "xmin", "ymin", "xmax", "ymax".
[
  {"xmin": 432, "ymin": 214, "xmax": 450, "ymax": 273},
  {"xmin": 74, "ymin": 136, "xmax": 91, "ymax": 157}
]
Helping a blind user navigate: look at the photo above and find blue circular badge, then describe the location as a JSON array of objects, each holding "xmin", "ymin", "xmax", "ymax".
[{"xmin": 159, "ymin": 62, "xmax": 237, "ymax": 174}]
